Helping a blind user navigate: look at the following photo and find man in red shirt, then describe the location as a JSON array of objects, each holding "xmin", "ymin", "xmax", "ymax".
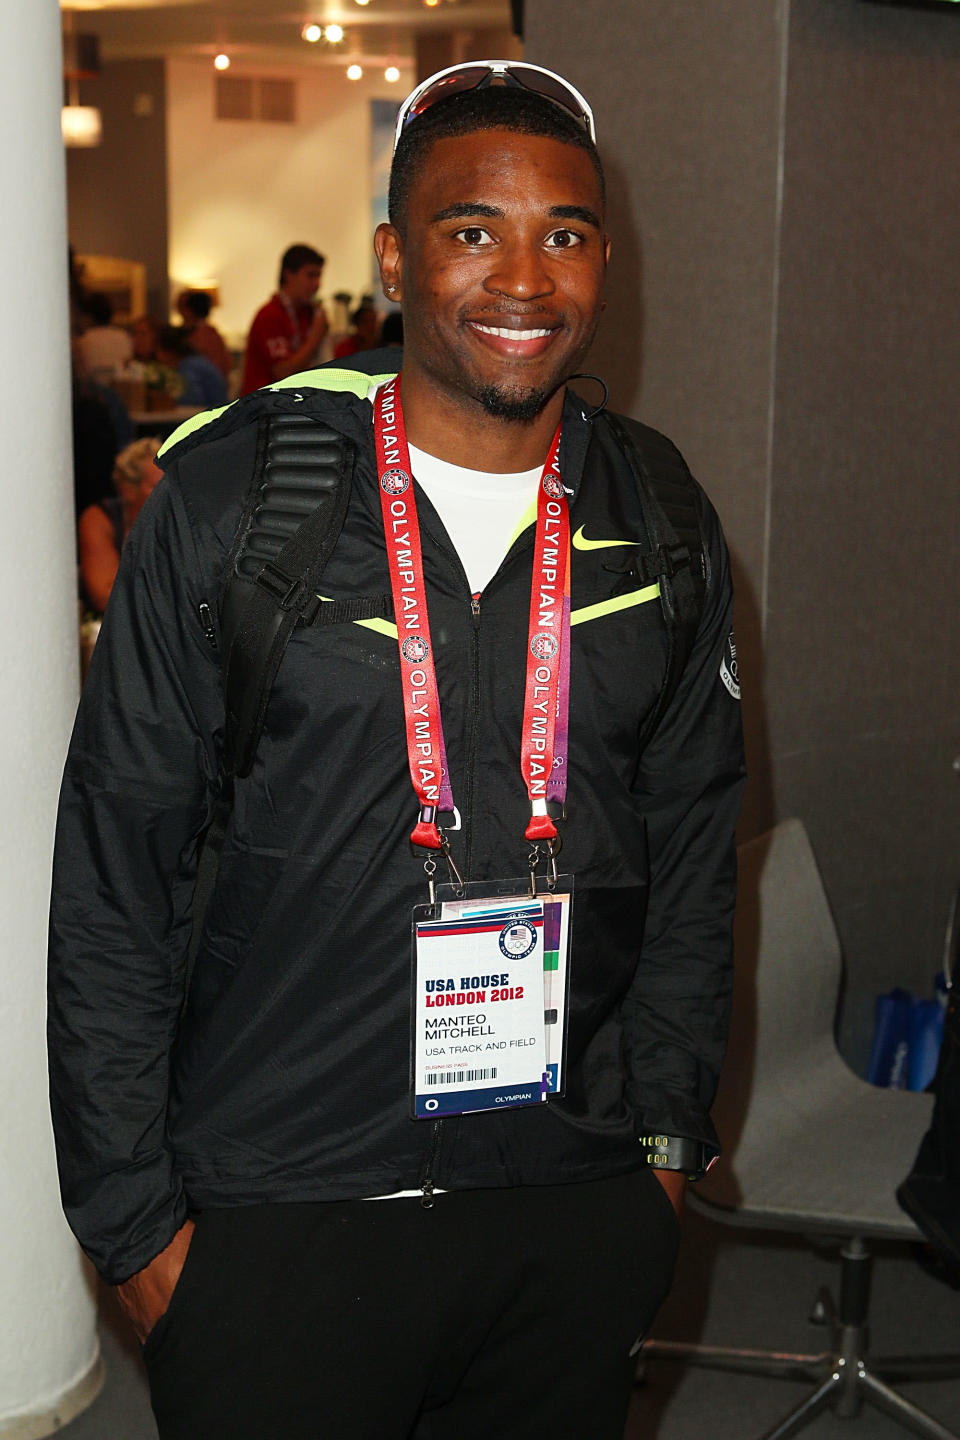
[{"xmin": 239, "ymin": 243, "xmax": 329, "ymax": 395}]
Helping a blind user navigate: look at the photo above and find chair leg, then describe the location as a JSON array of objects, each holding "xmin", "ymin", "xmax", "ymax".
[
  {"xmin": 756, "ymin": 1371, "xmax": 840, "ymax": 1440},
  {"xmin": 640, "ymin": 1339, "xmax": 829, "ymax": 1382},
  {"xmin": 859, "ymin": 1367, "xmax": 960, "ymax": 1440}
]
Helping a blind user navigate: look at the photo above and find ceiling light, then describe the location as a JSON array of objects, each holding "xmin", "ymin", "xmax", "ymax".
[
  {"xmin": 214, "ymin": 53, "xmax": 231, "ymax": 71},
  {"xmin": 347, "ymin": 63, "xmax": 363, "ymax": 80},
  {"xmin": 301, "ymin": 23, "xmax": 322, "ymax": 42},
  {"xmin": 384, "ymin": 66, "xmax": 400, "ymax": 83},
  {"xmin": 354, "ymin": 0, "xmax": 372, "ymax": 6},
  {"xmin": 325, "ymin": 23, "xmax": 345, "ymax": 42},
  {"xmin": 61, "ymin": 106, "xmax": 102, "ymax": 148},
  {"xmin": 424, "ymin": 0, "xmax": 441, "ymax": 7}
]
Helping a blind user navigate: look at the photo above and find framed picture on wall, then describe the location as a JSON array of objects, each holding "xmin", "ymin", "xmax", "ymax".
[{"xmin": 75, "ymin": 254, "xmax": 147, "ymax": 324}]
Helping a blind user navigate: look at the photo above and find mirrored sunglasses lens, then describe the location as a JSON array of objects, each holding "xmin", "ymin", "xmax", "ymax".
[
  {"xmin": 511, "ymin": 68, "xmax": 592, "ymax": 132},
  {"xmin": 405, "ymin": 66, "xmax": 490, "ymax": 125}
]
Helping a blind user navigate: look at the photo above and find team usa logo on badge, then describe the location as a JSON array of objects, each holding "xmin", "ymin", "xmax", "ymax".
[
  {"xmin": 401, "ymin": 635, "xmax": 429, "ymax": 664},
  {"xmin": 498, "ymin": 922, "xmax": 537, "ymax": 960},
  {"xmin": 530, "ymin": 632, "xmax": 558, "ymax": 661},
  {"xmin": 380, "ymin": 468, "xmax": 410, "ymax": 495},
  {"xmin": 542, "ymin": 474, "xmax": 565, "ymax": 500}
]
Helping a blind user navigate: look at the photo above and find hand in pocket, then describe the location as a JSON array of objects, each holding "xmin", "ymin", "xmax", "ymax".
[{"xmin": 115, "ymin": 1218, "xmax": 196, "ymax": 1343}]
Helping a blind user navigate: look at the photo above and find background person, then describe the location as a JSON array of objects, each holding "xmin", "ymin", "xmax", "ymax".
[
  {"xmin": 333, "ymin": 302, "xmax": 381, "ymax": 359},
  {"xmin": 240, "ymin": 242, "xmax": 328, "ymax": 394},
  {"xmin": 76, "ymin": 291, "xmax": 133, "ymax": 382},
  {"xmin": 130, "ymin": 314, "xmax": 161, "ymax": 364},
  {"xmin": 154, "ymin": 325, "xmax": 229, "ymax": 410},
  {"xmin": 176, "ymin": 289, "xmax": 233, "ymax": 383},
  {"xmin": 77, "ymin": 436, "xmax": 161, "ymax": 613}
]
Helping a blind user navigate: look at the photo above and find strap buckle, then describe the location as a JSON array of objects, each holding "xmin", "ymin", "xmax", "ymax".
[{"xmin": 255, "ymin": 562, "xmax": 321, "ymax": 623}]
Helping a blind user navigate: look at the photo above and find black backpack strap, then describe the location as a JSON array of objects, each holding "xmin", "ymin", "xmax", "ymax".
[
  {"xmin": 219, "ymin": 412, "xmax": 353, "ymax": 778},
  {"xmin": 603, "ymin": 412, "xmax": 707, "ymax": 749}
]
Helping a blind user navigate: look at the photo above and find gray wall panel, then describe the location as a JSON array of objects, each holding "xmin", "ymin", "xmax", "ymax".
[
  {"xmin": 66, "ymin": 60, "xmax": 169, "ymax": 318},
  {"xmin": 528, "ymin": 0, "xmax": 960, "ymax": 1069},
  {"xmin": 768, "ymin": 0, "xmax": 960, "ymax": 1059},
  {"xmin": 526, "ymin": 0, "xmax": 786, "ymax": 845}
]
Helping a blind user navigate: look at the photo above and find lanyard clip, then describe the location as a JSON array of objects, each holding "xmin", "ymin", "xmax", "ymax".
[
  {"xmin": 414, "ymin": 807, "xmax": 464, "ymax": 901},
  {"xmin": 439, "ymin": 831, "xmax": 464, "ymax": 893},
  {"xmin": 528, "ymin": 834, "xmax": 562, "ymax": 898}
]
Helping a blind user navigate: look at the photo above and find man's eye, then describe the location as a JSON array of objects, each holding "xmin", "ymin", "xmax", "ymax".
[
  {"xmin": 545, "ymin": 229, "xmax": 582, "ymax": 249},
  {"xmin": 455, "ymin": 227, "xmax": 493, "ymax": 246}
]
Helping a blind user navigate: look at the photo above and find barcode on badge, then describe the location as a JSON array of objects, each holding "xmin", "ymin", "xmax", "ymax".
[{"xmin": 425, "ymin": 1068, "xmax": 498, "ymax": 1085}]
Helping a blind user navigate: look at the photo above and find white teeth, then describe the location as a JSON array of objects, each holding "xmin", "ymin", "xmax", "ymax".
[{"xmin": 472, "ymin": 324, "xmax": 553, "ymax": 340}]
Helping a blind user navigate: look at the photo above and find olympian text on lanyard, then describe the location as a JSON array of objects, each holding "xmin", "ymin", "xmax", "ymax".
[{"xmin": 373, "ymin": 376, "xmax": 571, "ymax": 882}]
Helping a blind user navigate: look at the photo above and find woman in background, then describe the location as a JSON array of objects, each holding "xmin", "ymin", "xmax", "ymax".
[
  {"xmin": 177, "ymin": 288, "xmax": 233, "ymax": 383},
  {"xmin": 78, "ymin": 437, "xmax": 162, "ymax": 614}
]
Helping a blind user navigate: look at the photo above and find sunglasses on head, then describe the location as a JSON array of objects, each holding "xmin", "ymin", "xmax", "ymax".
[{"xmin": 393, "ymin": 61, "xmax": 597, "ymax": 154}]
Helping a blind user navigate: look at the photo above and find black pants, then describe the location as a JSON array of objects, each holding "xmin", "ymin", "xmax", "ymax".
[{"xmin": 143, "ymin": 1170, "xmax": 679, "ymax": 1440}]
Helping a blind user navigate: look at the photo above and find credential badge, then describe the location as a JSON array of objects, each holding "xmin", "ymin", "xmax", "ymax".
[
  {"xmin": 530, "ymin": 632, "xmax": 558, "ymax": 661},
  {"xmin": 380, "ymin": 468, "xmax": 410, "ymax": 495},
  {"xmin": 401, "ymin": 635, "xmax": 429, "ymax": 664}
]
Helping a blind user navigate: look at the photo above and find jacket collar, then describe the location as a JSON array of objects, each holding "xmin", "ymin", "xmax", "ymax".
[{"xmin": 159, "ymin": 365, "xmax": 603, "ymax": 490}]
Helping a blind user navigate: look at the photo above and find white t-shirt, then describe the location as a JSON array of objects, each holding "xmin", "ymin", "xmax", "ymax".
[
  {"xmin": 78, "ymin": 326, "xmax": 134, "ymax": 382},
  {"xmin": 407, "ymin": 443, "xmax": 540, "ymax": 594}
]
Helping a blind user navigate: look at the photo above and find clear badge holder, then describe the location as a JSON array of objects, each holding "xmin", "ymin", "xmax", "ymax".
[{"xmin": 410, "ymin": 876, "xmax": 573, "ymax": 1119}]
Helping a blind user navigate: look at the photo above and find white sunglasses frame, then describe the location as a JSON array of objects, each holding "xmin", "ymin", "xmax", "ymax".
[{"xmin": 392, "ymin": 60, "xmax": 597, "ymax": 154}]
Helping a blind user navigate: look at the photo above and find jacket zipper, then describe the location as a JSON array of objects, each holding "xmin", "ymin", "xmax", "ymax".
[
  {"xmin": 420, "ymin": 593, "xmax": 482, "ymax": 1210},
  {"xmin": 463, "ymin": 593, "xmax": 482, "ymax": 878},
  {"xmin": 420, "ymin": 1117, "xmax": 443, "ymax": 1208},
  {"xmin": 198, "ymin": 601, "xmax": 217, "ymax": 649}
]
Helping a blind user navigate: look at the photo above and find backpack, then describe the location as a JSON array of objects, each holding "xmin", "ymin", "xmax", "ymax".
[
  {"xmin": 216, "ymin": 403, "xmax": 708, "ymax": 781},
  {"xmin": 185, "ymin": 385, "xmax": 710, "ymax": 974}
]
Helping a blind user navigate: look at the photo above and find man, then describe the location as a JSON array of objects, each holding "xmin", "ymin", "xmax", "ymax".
[
  {"xmin": 76, "ymin": 290, "xmax": 133, "ymax": 382},
  {"xmin": 239, "ymin": 241, "xmax": 328, "ymax": 394},
  {"xmin": 49, "ymin": 63, "xmax": 745, "ymax": 1439}
]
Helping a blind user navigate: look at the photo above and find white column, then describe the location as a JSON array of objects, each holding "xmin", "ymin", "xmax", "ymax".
[{"xmin": 0, "ymin": 0, "xmax": 102, "ymax": 1433}]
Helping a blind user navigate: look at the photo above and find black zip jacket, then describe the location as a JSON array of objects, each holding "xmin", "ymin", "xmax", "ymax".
[{"xmin": 48, "ymin": 370, "xmax": 745, "ymax": 1284}]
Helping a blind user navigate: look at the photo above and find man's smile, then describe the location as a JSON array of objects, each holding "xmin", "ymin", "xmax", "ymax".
[{"xmin": 465, "ymin": 317, "xmax": 560, "ymax": 358}]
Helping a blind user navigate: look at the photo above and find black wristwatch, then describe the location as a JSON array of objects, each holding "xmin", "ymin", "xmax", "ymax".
[{"xmin": 639, "ymin": 1133, "xmax": 712, "ymax": 1181}]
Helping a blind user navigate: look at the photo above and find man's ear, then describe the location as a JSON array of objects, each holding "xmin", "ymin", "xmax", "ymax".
[{"xmin": 375, "ymin": 223, "xmax": 403, "ymax": 302}]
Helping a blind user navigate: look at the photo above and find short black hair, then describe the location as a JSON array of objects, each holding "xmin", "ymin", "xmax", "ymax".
[
  {"xmin": 279, "ymin": 244, "xmax": 325, "ymax": 286},
  {"xmin": 156, "ymin": 324, "xmax": 191, "ymax": 359},
  {"xmin": 181, "ymin": 289, "xmax": 212, "ymax": 320},
  {"xmin": 388, "ymin": 84, "xmax": 604, "ymax": 236}
]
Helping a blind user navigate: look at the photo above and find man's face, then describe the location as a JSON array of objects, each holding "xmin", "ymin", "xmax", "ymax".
[
  {"xmin": 376, "ymin": 128, "xmax": 609, "ymax": 423},
  {"xmin": 284, "ymin": 263, "xmax": 323, "ymax": 304}
]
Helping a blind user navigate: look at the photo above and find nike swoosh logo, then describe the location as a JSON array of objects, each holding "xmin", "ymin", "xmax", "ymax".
[{"xmin": 572, "ymin": 526, "xmax": 640, "ymax": 552}]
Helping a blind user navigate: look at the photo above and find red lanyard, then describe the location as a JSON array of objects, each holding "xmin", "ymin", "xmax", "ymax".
[
  {"xmin": 520, "ymin": 438, "xmax": 571, "ymax": 842},
  {"xmin": 374, "ymin": 376, "xmax": 570, "ymax": 858}
]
